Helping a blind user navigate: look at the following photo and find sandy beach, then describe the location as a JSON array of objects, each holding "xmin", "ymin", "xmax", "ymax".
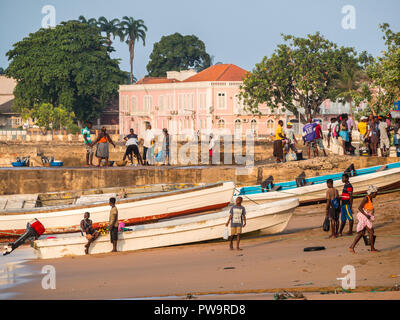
[{"xmin": 2, "ymin": 190, "xmax": 400, "ymax": 300}]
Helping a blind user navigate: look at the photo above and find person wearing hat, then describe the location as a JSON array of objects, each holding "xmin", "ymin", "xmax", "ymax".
[
  {"xmin": 358, "ymin": 116, "xmax": 368, "ymax": 148},
  {"xmin": 349, "ymin": 185, "xmax": 379, "ymax": 253},
  {"xmin": 285, "ymin": 122, "xmax": 297, "ymax": 161}
]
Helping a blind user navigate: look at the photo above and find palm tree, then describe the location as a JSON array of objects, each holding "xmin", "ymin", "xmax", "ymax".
[
  {"xmin": 97, "ymin": 17, "xmax": 122, "ymax": 54},
  {"xmin": 78, "ymin": 15, "xmax": 98, "ymax": 27},
  {"xmin": 119, "ymin": 17, "xmax": 147, "ymax": 84},
  {"xmin": 334, "ymin": 63, "xmax": 368, "ymax": 117}
]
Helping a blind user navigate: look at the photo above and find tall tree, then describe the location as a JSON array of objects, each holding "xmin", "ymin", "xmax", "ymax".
[
  {"xmin": 146, "ymin": 33, "xmax": 211, "ymax": 77},
  {"xmin": 78, "ymin": 15, "xmax": 98, "ymax": 27},
  {"xmin": 119, "ymin": 17, "xmax": 147, "ymax": 84},
  {"xmin": 97, "ymin": 16, "xmax": 121, "ymax": 54},
  {"xmin": 5, "ymin": 20, "xmax": 126, "ymax": 122},
  {"xmin": 239, "ymin": 32, "xmax": 361, "ymax": 121}
]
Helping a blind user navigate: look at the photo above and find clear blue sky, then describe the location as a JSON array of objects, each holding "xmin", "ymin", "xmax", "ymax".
[{"xmin": 1, "ymin": 0, "xmax": 399, "ymax": 80}]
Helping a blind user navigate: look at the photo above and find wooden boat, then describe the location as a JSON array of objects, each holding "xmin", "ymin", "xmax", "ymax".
[
  {"xmin": 32, "ymin": 198, "xmax": 299, "ymax": 259},
  {"xmin": 236, "ymin": 162, "xmax": 400, "ymax": 204},
  {"xmin": 0, "ymin": 182, "xmax": 235, "ymax": 238}
]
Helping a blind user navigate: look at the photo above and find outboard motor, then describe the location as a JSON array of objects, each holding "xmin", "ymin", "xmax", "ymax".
[{"xmin": 3, "ymin": 219, "xmax": 45, "ymax": 256}]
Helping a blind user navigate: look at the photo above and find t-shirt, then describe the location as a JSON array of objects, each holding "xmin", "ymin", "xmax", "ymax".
[
  {"xmin": 302, "ymin": 123, "xmax": 316, "ymax": 142},
  {"xmin": 358, "ymin": 122, "xmax": 367, "ymax": 136},
  {"xmin": 143, "ymin": 129, "xmax": 155, "ymax": 148},
  {"xmin": 315, "ymin": 124, "xmax": 322, "ymax": 139},
  {"xmin": 347, "ymin": 118, "xmax": 354, "ymax": 130},
  {"xmin": 341, "ymin": 182, "xmax": 353, "ymax": 205},
  {"xmin": 81, "ymin": 127, "xmax": 92, "ymax": 144},
  {"xmin": 287, "ymin": 128, "xmax": 295, "ymax": 144},
  {"xmin": 230, "ymin": 205, "xmax": 246, "ymax": 227},
  {"xmin": 378, "ymin": 121, "xmax": 388, "ymax": 140},
  {"xmin": 275, "ymin": 125, "xmax": 284, "ymax": 140},
  {"xmin": 209, "ymin": 138, "xmax": 215, "ymax": 150},
  {"xmin": 125, "ymin": 133, "xmax": 138, "ymax": 146},
  {"xmin": 109, "ymin": 206, "xmax": 119, "ymax": 228}
]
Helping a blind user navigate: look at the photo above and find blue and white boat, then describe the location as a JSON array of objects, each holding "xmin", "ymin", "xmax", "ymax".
[{"xmin": 235, "ymin": 162, "xmax": 400, "ymax": 204}]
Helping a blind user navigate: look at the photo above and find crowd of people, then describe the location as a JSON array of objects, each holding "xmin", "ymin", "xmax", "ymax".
[
  {"xmin": 325, "ymin": 174, "xmax": 379, "ymax": 253},
  {"xmin": 328, "ymin": 113, "xmax": 400, "ymax": 157}
]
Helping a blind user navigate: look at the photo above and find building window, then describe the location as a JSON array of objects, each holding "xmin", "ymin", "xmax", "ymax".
[
  {"xmin": 131, "ymin": 96, "xmax": 137, "ymax": 113},
  {"xmin": 267, "ymin": 119, "xmax": 274, "ymax": 135},
  {"xmin": 158, "ymin": 95, "xmax": 164, "ymax": 112},
  {"xmin": 167, "ymin": 94, "xmax": 174, "ymax": 110},
  {"xmin": 217, "ymin": 92, "xmax": 226, "ymax": 110},
  {"xmin": 251, "ymin": 119, "xmax": 258, "ymax": 135},
  {"xmin": 199, "ymin": 93, "xmax": 206, "ymax": 109},
  {"xmin": 218, "ymin": 118, "xmax": 225, "ymax": 129},
  {"xmin": 144, "ymin": 96, "xmax": 152, "ymax": 113}
]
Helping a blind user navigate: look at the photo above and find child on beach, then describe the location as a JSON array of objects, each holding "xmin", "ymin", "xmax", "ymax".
[
  {"xmin": 80, "ymin": 212, "xmax": 100, "ymax": 255},
  {"xmin": 349, "ymin": 185, "xmax": 379, "ymax": 253},
  {"xmin": 225, "ymin": 197, "xmax": 246, "ymax": 251},
  {"xmin": 325, "ymin": 179, "xmax": 340, "ymax": 238}
]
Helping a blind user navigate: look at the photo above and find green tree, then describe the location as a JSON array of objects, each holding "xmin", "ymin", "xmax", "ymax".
[
  {"xmin": 77, "ymin": 15, "xmax": 98, "ymax": 27},
  {"xmin": 239, "ymin": 32, "xmax": 361, "ymax": 121},
  {"xmin": 97, "ymin": 16, "xmax": 122, "ymax": 54},
  {"xmin": 119, "ymin": 17, "xmax": 147, "ymax": 84},
  {"xmin": 0, "ymin": 67, "xmax": 5, "ymax": 75},
  {"xmin": 146, "ymin": 33, "xmax": 211, "ymax": 77},
  {"xmin": 27, "ymin": 103, "xmax": 74, "ymax": 132},
  {"xmin": 360, "ymin": 24, "xmax": 400, "ymax": 116},
  {"xmin": 5, "ymin": 20, "xmax": 126, "ymax": 123}
]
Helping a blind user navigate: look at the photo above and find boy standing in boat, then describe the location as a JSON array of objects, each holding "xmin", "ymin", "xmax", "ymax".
[
  {"xmin": 225, "ymin": 197, "xmax": 246, "ymax": 251},
  {"xmin": 108, "ymin": 197, "xmax": 119, "ymax": 252},
  {"xmin": 338, "ymin": 173, "xmax": 354, "ymax": 236}
]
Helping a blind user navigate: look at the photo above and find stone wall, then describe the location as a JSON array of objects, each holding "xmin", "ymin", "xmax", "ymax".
[{"xmin": 0, "ymin": 155, "xmax": 397, "ymax": 195}]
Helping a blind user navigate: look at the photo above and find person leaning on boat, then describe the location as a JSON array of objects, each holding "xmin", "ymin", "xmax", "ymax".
[
  {"xmin": 93, "ymin": 127, "xmax": 116, "ymax": 167},
  {"xmin": 80, "ymin": 212, "xmax": 100, "ymax": 255},
  {"xmin": 108, "ymin": 197, "xmax": 119, "ymax": 252}
]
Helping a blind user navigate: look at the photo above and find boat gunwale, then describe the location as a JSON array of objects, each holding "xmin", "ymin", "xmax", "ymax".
[{"xmin": 0, "ymin": 182, "xmax": 230, "ymax": 216}]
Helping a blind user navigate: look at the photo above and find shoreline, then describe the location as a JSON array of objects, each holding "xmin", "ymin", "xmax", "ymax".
[{"xmin": 2, "ymin": 191, "xmax": 399, "ymax": 300}]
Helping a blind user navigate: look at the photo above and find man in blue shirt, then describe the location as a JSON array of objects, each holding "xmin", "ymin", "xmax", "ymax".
[
  {"xmin": 81, "ymin": 122, "xmax": 94, "ymax": 166},
  {"xmin": 302, "ymin": 118, "xmax": 317, "ymax": 159}
]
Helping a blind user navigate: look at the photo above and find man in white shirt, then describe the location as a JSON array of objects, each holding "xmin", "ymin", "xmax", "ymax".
[
  {"xmin": 209, "ymin": 134, "xmax": 215, "ymax": 165},
  {"xmin": 378, "ymin": 117, "xmax": 390, "ymax": 157},
  {"xmin": 142, "ymin": 123, "xmax": 155, "ymax": 165}
]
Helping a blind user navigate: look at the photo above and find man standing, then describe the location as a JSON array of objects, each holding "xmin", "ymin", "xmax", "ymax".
[
  {"xmin": 327, "ymin": 118, "xmax": 336, "ymax": 148},
  {"xmin": 142, "ymin": 123, "xmax": 155, "ymax": 165},
  {"xmin": 314, "ymin": 120, "xmax": 327, "ymax": 157},
  {"xmin": 378, "ymin": 116, "xmax": 390, "ymax": 157},
  {"xmin": 225, "ymin": 196, "xmax": 246, "ymax": 251},
  {"xmin": 325, "ymin": 179, "xmax": 340, "ymax": 238},
  {"xmin": 81, "ymin": 122, "xmax": 94, "ymax": 166},
  {"xmin": 338, "ymin": 173, "xmax": 354, "ymax": 236},
  {"xmin": 209, "ymin": 133, "xmax": 215, "ymax": 165},
  {"xmin": 346, "ymin": 114, "xmax": 354, "ymax": 143},
  {"xmin": 273, "ymin": 120, "xmax": 286, "ymax": 163},
  {"xmin": 123, "ymin": 129, "xmax": 143, "ymax": 165},
  {"xmin": 108, "ymin": 197, "xmax": 119, "ymax": 252},
  {"xmin": 302, "ymin": 118, "xmax": 316, "ymax": 159}
]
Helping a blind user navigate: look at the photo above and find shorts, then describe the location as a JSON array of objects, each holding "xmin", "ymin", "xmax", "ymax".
[
  {"xmin": 315, "ymin": 138, "xmax": 324, "ymax": 150},
  {"xmin": 109, "ymin": 226, "xmax": 118, "ymax": 242},
  {"xmin": 328, "ymin": 207, "xmax": 340, "ymax": 221},
  {"xmin": 380, "ymin": 138, "xmax": 390, "ymax": 149},
  {"xmin": 86, "ymin": 144, "xmax": 94, "ymax": 154},
  {"xmin": 230, "ymin": 227, "xmax": 242, "ymax": 235},
  {"xmin": 340, "ymin": 204, "xmax": 353, "ymax": 222}
]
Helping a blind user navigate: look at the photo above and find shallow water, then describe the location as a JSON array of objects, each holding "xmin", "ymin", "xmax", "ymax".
[{"xmin": 0, "ymin": 246, "xmax": 36, "ymax": 299}]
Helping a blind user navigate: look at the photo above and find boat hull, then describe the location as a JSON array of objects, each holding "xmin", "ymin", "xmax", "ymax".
[
  {"xmin": 237, "ymin": 167, "xmax": 400, "ymax": 204},
  {"xmin": 0, "ymin": 182, "xmax": 235, "ymax": 238},
  {"xmin": 33, "ymin": 198, "xmax": 299, "ymax": 259}
]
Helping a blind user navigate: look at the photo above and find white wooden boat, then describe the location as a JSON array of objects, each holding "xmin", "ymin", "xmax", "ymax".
[
  {"xmin": 236, "ymin": 162, "xmax": 400, "ymax": 204},
  {"xmin": 0, "ymin": 182, "xmax": 235, "ymax": 237},
  {"xmin": 32, "ymin": 198, "xmax": 299, "ymax": 259}
]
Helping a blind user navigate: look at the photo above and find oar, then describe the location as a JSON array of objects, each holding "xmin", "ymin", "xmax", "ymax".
[{"xmin": 234, "ymin": 188, "xmax": 260, "ymax": 205}]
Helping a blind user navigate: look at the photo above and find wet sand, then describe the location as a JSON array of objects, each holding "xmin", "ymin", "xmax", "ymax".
[{"xmin": 2, "ymin": 191, "xmax": 400, "ymax": 300}]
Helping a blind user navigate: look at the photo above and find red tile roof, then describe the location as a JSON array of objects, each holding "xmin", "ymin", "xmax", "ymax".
[{"xmin": 183, "ymin": 64, "xmax": 248, "ymax": 82}]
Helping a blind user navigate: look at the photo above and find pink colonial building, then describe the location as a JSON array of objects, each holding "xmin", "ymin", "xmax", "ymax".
[{"xmin": 118, "ymin": 64, "xmax": 290, "ymax": 138}]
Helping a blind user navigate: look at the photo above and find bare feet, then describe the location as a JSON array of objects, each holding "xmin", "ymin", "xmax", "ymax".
[
  {"xmin": 229, "ymin": 246, "xmax": 234, "ymax": 250},
  {"xmin": 370, "ymin": 249, "xmax": 380, "ymax": 253},
  {"xmin": 328, "ymin": 234, "xmax": 337, "ymax": 239},
  {"xmin": 349, "ymin": 247, "xmax": 355, "ymax": 254},
  {"xmin": 346, "ymin": 231, "xmax": 353, "ymax": 236},
  {"xmin": 236, "ymin": 248, "xmax": 243, "ymax": 251}
]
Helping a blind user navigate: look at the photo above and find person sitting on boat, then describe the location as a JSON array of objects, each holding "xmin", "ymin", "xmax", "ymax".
[
  {"xmin": 80, "ymin": 212, "xmax": 100, "ymax": 255},
  {"xmin": 225, "ymin": 196, "xmax": 246, "ymax": 251},
  {"xmin": 349, "ymin": 185, "xmax": 379, "ymax": 253}
]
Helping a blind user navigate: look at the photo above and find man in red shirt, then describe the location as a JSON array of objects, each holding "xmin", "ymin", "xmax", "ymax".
[{"xmin": 314, "ymin": 120, "xmax": 327, "ymax": 157}]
